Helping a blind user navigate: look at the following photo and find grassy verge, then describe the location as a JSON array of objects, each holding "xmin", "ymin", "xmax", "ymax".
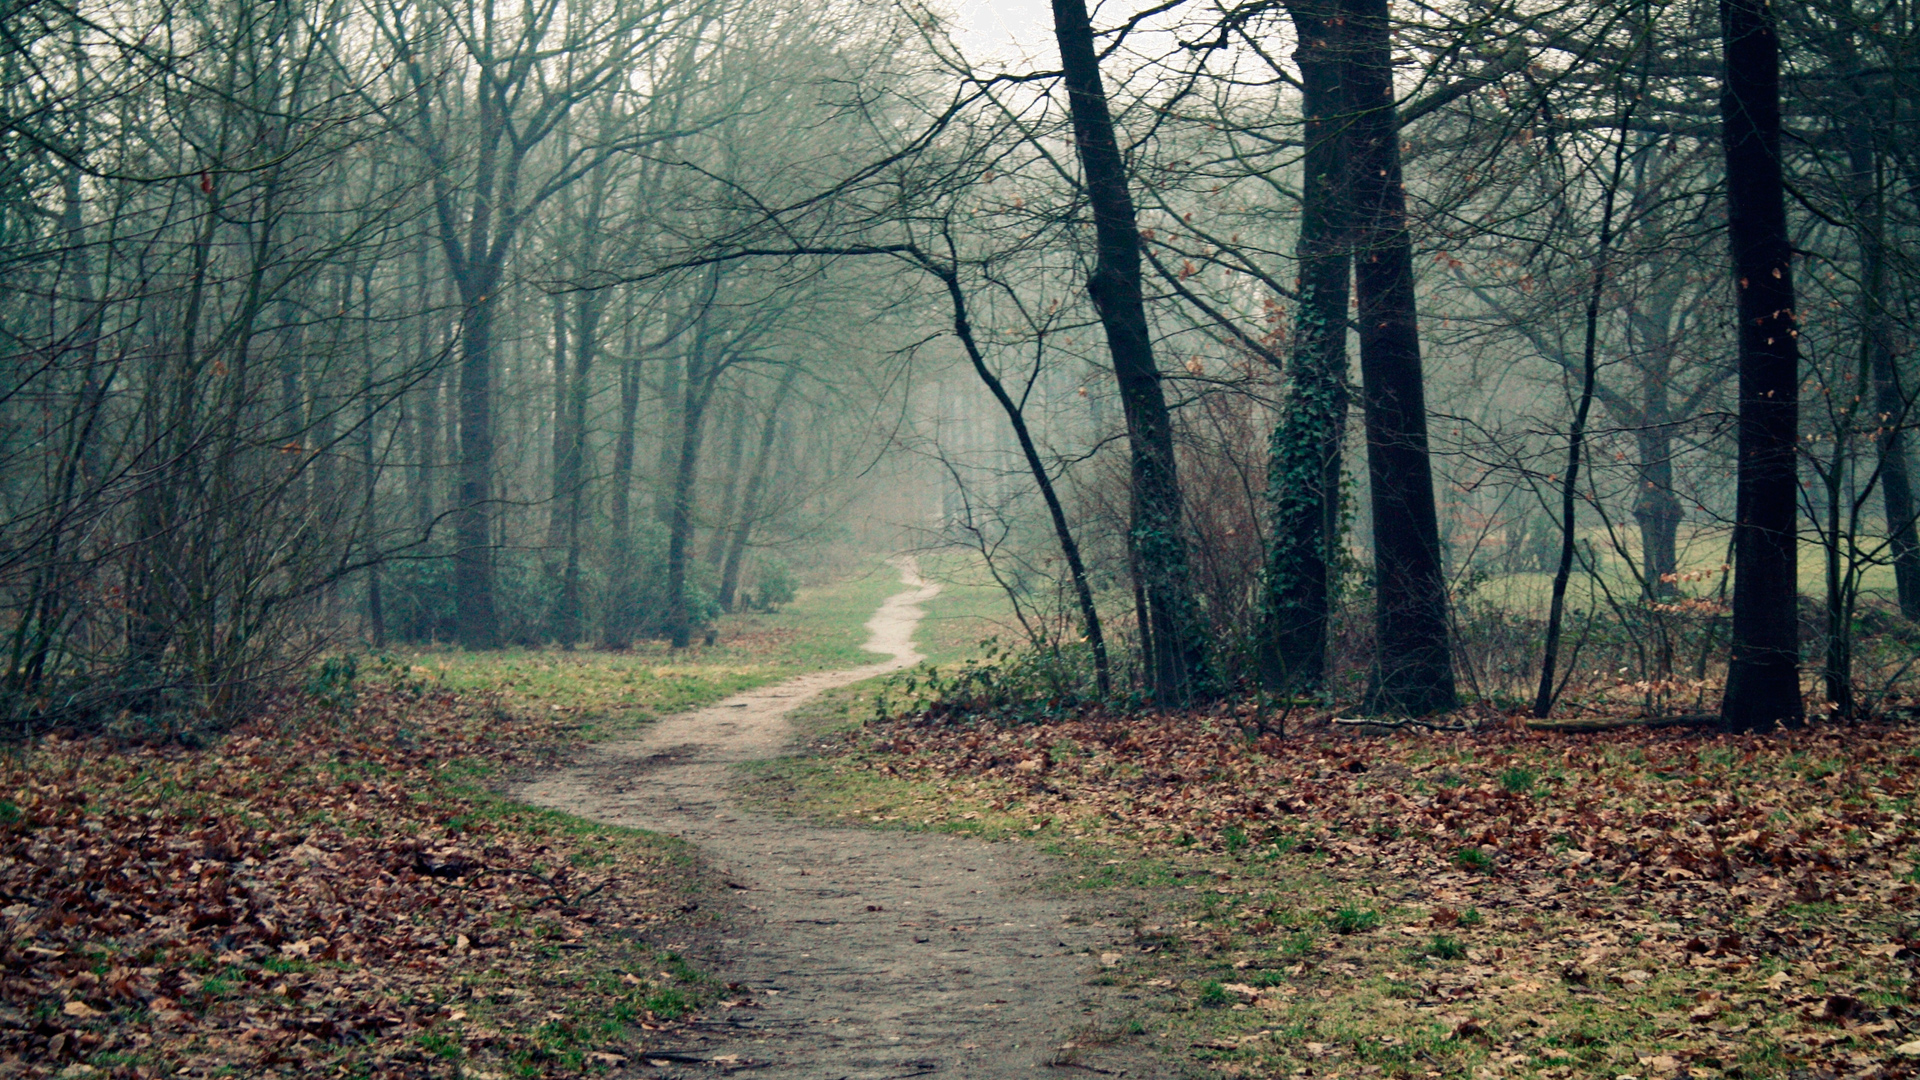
[
  {"xmin": 745, "ymin": 711, "xmax": 1920, "ymax": 1080},
  {"xmin": 381, "ymin": 566, "xmax": 907, "ymax": 740}
]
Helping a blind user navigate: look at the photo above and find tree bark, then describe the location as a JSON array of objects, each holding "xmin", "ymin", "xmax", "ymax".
[
  {"xmin": 547, "ymin": 291, "xmax": 571, "ymax": 550},
  {"xmin": 1718, "ymin": 0, "xmax": 1802, "ymax": 731},
  {"xmin": 605, "ymin": 315, "xmax": 645, "ymax": 649},
  {"xmin": 1846, "ymin": 128, "xmax": 1920, "ymax": 621},
  {"xmin": 453, "ymin": 286, "xmax": 501, "ymax": 649},
  {"xmin": 706, "ymin": 392, "xmax": 748, "ymax": 568},
  {"xmin": 666, "ymin": 321, "xmax": 719, "ymax": 649},
  {"xmin": 1344, "ymin": 0, "xmax": 1456, "ymax": 715},
  {"xmin": 553, "ymin": 289, "xmax": 600, "ymax": 648},
  {"xmin": 1259, "ymin": 0, "xmax": 1350, "ymax": 694},
  {"xmin": 1535, "ymin": 113, "xmax": 1633, "ymax": 719},
  {"xmin": 1051, "ymin": 0, "xmax": 1207, "ymax": 704},
  {"xmin": 718, "ymin": 367, "xmax": 798, "ymax": 612}
]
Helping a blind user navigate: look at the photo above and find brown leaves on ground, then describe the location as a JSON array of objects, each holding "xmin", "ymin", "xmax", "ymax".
[
  {"xmin": 849, "ymin": 709, "xmax": 1920, "ymax": 1078},
  {"xmin": 2, "ymin": 690, "xmax": 705, "ymax": 1079}
]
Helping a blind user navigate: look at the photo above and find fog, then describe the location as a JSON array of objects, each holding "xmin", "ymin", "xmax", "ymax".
[{"xmin": 2, "ymin": 0, "xmax": 1913, "ymax": 731}]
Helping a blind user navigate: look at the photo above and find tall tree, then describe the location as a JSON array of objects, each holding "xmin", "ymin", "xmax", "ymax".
[
  {"xmin": 1258, "ymin": 0, "xmax": 1350, "ymax": 694},
  {"xmin": 1717, "ymin": 0, "xmax": 1803, "ymax": 731},
  {"xmin": 1051, "ymin": 0, "xmax": 1208, "ymax": 704},
  {"xmin": 1344, "ymin": 0, "xmax": 1456, "ymax": 715}
]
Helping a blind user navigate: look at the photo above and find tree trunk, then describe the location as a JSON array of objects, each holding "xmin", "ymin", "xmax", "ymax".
[
  {"xmin": 1344, "ymin": 0, "xmax": 1456, "ymax": 715},
  {"xmin": 1717, "ymin": 0, "xmax": 1802, "ymax": 731},
  {"xmin": 939, "ymin": 269, "xmax": 1112, "ymax": 696},
  {"xmin": 1846, "ymin": 131, "xmax": 1920, "ymax": 621},
  {"xmin": 547, "ymin": 291, "xmax": 571, "ymax": 550},
  {"xmin": 605, "ymin": 319, "xmax": 645, "ymax": 649},
  {"xmin": 1259, "ymin": 0, "xmax": 1350, "ymax": 694},
  {"xmin": 706, "ymin": 392, "xmax": 748, "ymax": 568},
  {"xmin": 454, "ymin": 286, "xmax": 501, "ymax": 649},
  {"xmin": 666, "ymin": 326, "xmax": 719, "ymax": 649},
  {"xmin": 719, "ymin": 367, "xmax": 799, "ymax": 612},
  {"xmin": 655, "ymin": 350, "xmax": 684, "ymax": 525},
  {"xmin": 554, "ymin": 291, "xmax": 599, "ymax": 648},
  {"xmin": 1051, "ymin": 0, "xmax": 1207, "ymax": 704},
  {"xmin": 1632, "ymin": 407, "xmax": 1683, "ymax": 596},
  {"xmin": 1535, "ymin": 113, "xmax": 1633, "ymax": 719}
]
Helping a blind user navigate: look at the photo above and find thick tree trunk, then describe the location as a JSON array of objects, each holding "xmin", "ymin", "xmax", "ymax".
[
  {"xmin": 719, "ymin": 367, "xmax": 798, "ymax": 612},
  {"xmin": 454, "ymin": 288, "xmax": 501, "ymax": 650},
  {"xmin": 1344, "ymin": 0, "xmax": 1456, "ymax": 715},
  {"xmin": 1259, "ymin": 0, "xmax": 1350, "ymax": 694},
  {"xmin": 1051, "ymin": 0, "xmax": 1207, "ymax": 704},
  {"xmin": 1718, "ymin": 0, "xmax": 1802, "ymax": 731}
]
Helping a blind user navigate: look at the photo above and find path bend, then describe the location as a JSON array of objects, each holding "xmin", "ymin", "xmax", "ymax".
[{"xmin": 513, "ymin": 558, "xmax": 1151, "ymax": 1079}]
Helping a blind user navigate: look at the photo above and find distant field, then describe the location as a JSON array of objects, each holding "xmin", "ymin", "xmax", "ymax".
[{"xmin": 1453, "ymin": 531, "xmax": 1901, "ymax": 613}]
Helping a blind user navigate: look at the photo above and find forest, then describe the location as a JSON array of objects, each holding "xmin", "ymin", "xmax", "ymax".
[
  {"xmin": 1, "ymin": 0, "xmax": 1916, "ymax": 731},
  {"xmin": 3, "ymin": 0, "xmax": 1920, "ymax": 1075}
]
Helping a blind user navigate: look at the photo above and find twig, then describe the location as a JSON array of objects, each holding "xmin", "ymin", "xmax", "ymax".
[{"xmin": 1330, "ymin": 716, "xmax": 1475, "ymax": 733}]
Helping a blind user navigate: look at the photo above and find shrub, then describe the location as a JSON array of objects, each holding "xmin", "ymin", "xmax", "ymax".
[{"xmin": 744, "ymin": 556, "xmax": 798, "ymax": 611}]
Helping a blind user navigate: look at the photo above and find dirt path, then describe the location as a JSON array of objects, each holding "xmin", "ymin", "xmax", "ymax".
[{"xmin": 515, "ymin": 560, "xmax": 1156, "ymax": 1079}]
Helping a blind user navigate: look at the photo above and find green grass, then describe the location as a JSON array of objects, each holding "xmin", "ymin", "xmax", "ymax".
[
  {"xmin": 912, "ymin": 551, "xmax": 1028, "ymax": 668},
  {"xmin": 382, "ymin": 566, "xmax": 910, "ymax": 738}
]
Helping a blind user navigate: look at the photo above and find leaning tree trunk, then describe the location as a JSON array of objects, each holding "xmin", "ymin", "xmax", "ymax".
[
  {"xmin": 1259, "ymin": 0, "xmax": 1350, "ymax": 694},
  {"xmin": 1051, "ymin": 0, "xmax": 1207, "ymax": 705},
  {"xmin": 1534, "ymin": 109, "xmax": 1633, "ymax": 719},
  {"xmin": 939, "ymin": 268, "xmax": 1112, "ymax": 696},
  {"xmin": 1344, "ymin": 0, "xmax": 1456, "ymax": 715},
  {"xmin": 1718, "ymin": 0, "xmax": 1802, "ymax": 732}
]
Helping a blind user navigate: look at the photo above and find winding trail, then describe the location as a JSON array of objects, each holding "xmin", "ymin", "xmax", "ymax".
[{"xmin": 514, "ymin": 559, "xmax": 1152, "ymax": 1079}]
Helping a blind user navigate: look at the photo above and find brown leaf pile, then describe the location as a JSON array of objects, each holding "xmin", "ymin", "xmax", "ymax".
[
  {"xmin": 854, "ymin": 711, "xmax": 1920, "ymax": 1076},
  {"xmin": 872, "ymin": 712, "xmax": 1919, "ymax": 894},
  {"xmin": 2, "ymin": 689, "xmax": 700, "ymax": 1078}
]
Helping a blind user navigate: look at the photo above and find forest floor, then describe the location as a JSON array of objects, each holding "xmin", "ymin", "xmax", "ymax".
[
  {"xmin": 12, "ymin": 562, "xmax": 1918, "ymax": 1080},
  {"xmin": 511, "ymin": 558, "xmax": 1164, "ymax": 1078},
  {"xmin": 0, "ymin": 566, "xmax": 968, "ymax": 1079},
  {"xmin": 766, "ymin": 697, "xmax": 1920, "ymax": 1080}
]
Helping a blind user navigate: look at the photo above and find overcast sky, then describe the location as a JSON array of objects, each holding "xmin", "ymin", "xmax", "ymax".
[{"xmin": 947, "ymin": 0, "xmax": 1056, "ymax": 66}]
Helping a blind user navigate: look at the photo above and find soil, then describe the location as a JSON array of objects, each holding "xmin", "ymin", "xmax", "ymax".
[{"xmin": 515, "ymin": 559, "xmax": 1162, "ymax": 1079}]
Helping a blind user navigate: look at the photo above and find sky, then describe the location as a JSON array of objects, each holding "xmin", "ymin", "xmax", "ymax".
[{"xmin": 946, "ymin": 0, "xmax": 1056, "ymax": 67}]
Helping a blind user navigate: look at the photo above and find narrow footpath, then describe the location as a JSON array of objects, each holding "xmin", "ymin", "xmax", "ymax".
[{"xmin": 514, "ymin": 560, "xmax": 1157, "ymax": 1079}]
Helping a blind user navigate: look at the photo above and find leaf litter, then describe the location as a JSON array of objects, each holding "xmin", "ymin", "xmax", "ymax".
[
  {"xmin": 2, "ymin": 687, "xmax": 714, "ymax": 1078},
  {"xmin": 830, "ymin": 707, "xmax": 1920, "ymax": 1078}
]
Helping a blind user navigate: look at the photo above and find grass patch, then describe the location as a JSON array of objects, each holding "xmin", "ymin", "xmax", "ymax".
[{"xmin": 385, "ymin": 567, "xmax": 909, "ymax": 739}]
